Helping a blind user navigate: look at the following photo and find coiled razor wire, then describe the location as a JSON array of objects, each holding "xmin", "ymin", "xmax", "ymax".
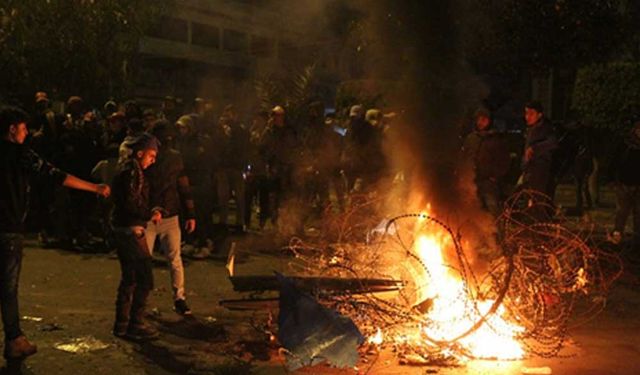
[{"xmin": 283, "ymin": 189, "xmax": 622, "ymax": 362}]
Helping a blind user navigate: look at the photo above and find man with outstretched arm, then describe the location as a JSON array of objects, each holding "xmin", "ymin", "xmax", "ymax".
[{"xmin": 0, "ymin": 105, "xmax": 110, "ymax": 360}]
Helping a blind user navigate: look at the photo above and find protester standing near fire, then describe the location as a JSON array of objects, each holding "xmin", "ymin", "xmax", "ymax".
[
  {"xmin": 145, "ymin": 121, "xmax": 196, "ymax": 316},
  {"xmin": 463, "ymin": 108, "xmax": 511, "ymax": 216},
  {"xmin": 262, "ymin": 106, "xmax": 298, "ymax": 229},
  {"xmin": 111, "ymin": 133, "xmax": 163, "ymax": 341},
  {"xmin": 211, "ymin": 105, "xmax": 249, "ymax": 232},
  {"xmin": 521, "ymin": 101, "xmax": 558, "ymax": 210},
  {"xmin": 0, "ymin": 106, "xmax": 111, "ymax": 360}
]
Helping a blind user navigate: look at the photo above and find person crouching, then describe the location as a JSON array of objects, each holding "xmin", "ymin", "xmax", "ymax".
[{"xmin": 111, "ymin": 133, "xmax": 163, "ymax": 341}]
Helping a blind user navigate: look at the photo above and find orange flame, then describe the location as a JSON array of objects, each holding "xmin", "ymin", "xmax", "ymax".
[
  {"xmin": 367, "ymin": 328, "xmax": 384, "ymax": 345},
  {"xmin": 414, "ymin": 234, "xmax": 524, "ymax": 360}
]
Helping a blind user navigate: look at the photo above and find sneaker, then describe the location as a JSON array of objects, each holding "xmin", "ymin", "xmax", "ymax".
[
  {"xmin": 126, "ymin": 324, "xmax": 159, "ymax": 341},
  {"xmin": 174, "ymin": 299, "xmax": 192, "ymax": 316},
  {"xmin": 4, "ymin": 335, "xmax": 37, "ymax": 360}
]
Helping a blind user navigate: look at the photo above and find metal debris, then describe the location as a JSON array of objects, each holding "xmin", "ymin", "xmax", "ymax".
[
  {"xmin": 276, "ymin": 273, "xmax": 364, "ymax": 370},
  {"xmin": 54, "ymin": 336, "xmax": 110, "ymax": 353},
  {"xmin": 288, "ymin": 190, "xmax": 622, "ymax": 360}
]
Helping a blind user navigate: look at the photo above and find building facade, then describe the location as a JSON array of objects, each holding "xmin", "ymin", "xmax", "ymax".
[{"xmin": 136, "ymin": 0, "xmax": 310, "ymax": 110}]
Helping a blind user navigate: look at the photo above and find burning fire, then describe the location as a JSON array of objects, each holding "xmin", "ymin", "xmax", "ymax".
[
  {"xmin": 379, "ymin": 229, "xmax": 525, "ymax": 361},
  {"xmin": 416, "ymin": 234, "xmax": 524, "ymax": 360},
  {"xmin": 367, "ymin": 328, "xmax": 384, "ymax": 345}
]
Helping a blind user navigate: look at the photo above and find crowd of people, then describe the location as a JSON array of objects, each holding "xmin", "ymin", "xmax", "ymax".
[
  {"xmin": 24, "ymin": 93, "xmax": 390, "ymax": 249},
  {"xmin": 0, "ymin": 92, "xmax": 391, "ymax": 355},
  {"xmin": 463, "ymin": 101, "xmax": 640, "ymax": 249},
  {"xmin": 1, "ymin": 90, "xmax": 639, "ymax": 360}
]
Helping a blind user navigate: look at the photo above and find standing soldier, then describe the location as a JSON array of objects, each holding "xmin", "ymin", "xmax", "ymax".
[{"xmin": 1, "ymin": 106, "xmax": 110, "ymax": 359}]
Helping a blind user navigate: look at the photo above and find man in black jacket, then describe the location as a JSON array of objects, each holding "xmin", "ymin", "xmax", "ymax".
[
  {"xmin": 211, "ymin": 107, "xmax": 249, "ymax": 231},
  {"xmin": 111, "ymin": 133, "xmax": 162, "ymax": 341},
  {"xmin": 609, "ymin": 121, "xmax": 640, "ymax": 248},
  {"xmin": 463, "ymin": 108, "xmax": 511, "ymax": 216},
  {"xmin": 262, "ymin": 106, "xmax": 298, "ymax": 227},
  {"xmin": 1, "ymin": 106, "xmax": 110, "ymax": 360},
  {"xmin": 520, "ymin": 101, "xmax": 558, "ymax": 221},
  {"xmin": 522, "ymin": 101, "xmax": 558, "ymax": 198},
  {"xmin": 146, "ymin": 121, "xmax": 196, "ymax": 315}
]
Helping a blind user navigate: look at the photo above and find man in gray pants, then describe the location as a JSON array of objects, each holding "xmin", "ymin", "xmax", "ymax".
[{"xmin": 145, "ymin": 120, "xmax": 196, "ymax": 315}]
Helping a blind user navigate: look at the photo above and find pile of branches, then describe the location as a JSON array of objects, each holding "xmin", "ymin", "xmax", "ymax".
[{"xmin": 284, "ymin": 189, "xmax": 622, "ymax": 361}]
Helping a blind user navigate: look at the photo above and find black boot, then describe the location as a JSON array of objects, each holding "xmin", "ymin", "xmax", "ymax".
[
  {"xmin": 126, "ymin": 288, "xmax": 158, "ymax": 341},
  {"xmin": 113, "ymin": 285, "xmax": 134, "ymax": 338}
]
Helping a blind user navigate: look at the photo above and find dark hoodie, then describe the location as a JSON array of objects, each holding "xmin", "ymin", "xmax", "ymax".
[{"xmin": 1, "ymin": 140, "xmax": 67, "ymax": 233}]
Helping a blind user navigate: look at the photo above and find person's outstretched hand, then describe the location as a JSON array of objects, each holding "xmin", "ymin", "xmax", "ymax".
[{"xmin": 96, "ymin": 184, "xmax": 111, "ymax": 198}]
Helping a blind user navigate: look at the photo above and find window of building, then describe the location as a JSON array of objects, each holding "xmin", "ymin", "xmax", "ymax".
[
  {"xmin": 250, "ymin": 35, "xmax": 273, "ymax": 57},
  {"xmin": 147, "ymin": 16, "xmax": 188, "ymax": 43},
  {"xmin": 278, "ymin": 40, "xmax": 296, "ymax": 60},
  {"xmin": 223, "ymin": 29, "xmax": 248, "ymax": 53},
  {"xmin": 192, "ymin": 22, "xmax": 220, "ymax": 49}
]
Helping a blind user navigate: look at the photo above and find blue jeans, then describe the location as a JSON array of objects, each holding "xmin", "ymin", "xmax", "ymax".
[{"xmin": 0, "ymin": 233, "xmax": 24, "ymax": 341}]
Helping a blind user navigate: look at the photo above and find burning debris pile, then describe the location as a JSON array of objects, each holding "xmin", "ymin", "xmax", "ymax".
[{"xmin": 280, "ymin": 189, "xmax": 622, "ymax": 367}]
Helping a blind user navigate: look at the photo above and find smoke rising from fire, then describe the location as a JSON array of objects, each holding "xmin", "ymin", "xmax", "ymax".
[
  {"xmin": 231, "ymin": 1, "xmax": 498, "ymax": 255},
  {"xmin": 347, "ymin": 1, "xmax": 496, "ymax": 253}
]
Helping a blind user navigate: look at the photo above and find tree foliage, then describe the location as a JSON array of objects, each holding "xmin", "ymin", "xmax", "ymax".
[
  {"xmin": 465, "ymin": 0, "xmax": 627, "ymax": 76},
  {"xmin": 0, "ymin": 0, "xmax": 173, "ymax": 104},
  {"xmin": 572, "ymin": 62, "xmax": 640, "ymax": 130},
  {"xmin": 255, "ymin": 64, "xmax": 319, "ymax": 127}
]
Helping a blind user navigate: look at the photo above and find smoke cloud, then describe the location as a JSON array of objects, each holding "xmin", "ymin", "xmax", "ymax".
[
  {"xmin": 237, "ymin": 1, "xmax": 499, "ymax": 259},
  {"xmin": 342, "ymin": 1, "xmax": 495, "ymax": 252}
]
